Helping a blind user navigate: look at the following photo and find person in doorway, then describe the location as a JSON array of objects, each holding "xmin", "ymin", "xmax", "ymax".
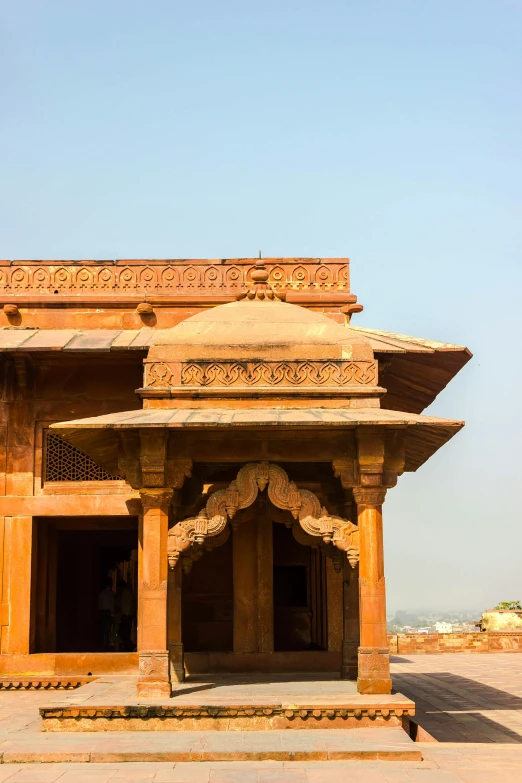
[
  {"xmin": 98, "ymin": 578, "xmax": 115, "ymax": 651},
  {"xmin": 116, "ymin": 579, "xmax": 135, "ymax": 652}
]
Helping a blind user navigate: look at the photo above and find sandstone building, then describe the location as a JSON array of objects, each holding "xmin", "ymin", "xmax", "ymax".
[{"xmin": 0, "ymin": 258, "xmax": 470, "ymax": 697}]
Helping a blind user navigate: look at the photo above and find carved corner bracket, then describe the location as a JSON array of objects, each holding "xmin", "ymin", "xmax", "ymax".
[{"xmin": 167, "ymin": 461, "xmax": 360, "ymax": 570}]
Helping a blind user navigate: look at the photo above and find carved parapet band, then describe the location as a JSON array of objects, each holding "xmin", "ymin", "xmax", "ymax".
[{"xmin": 168, "ymin": 462, "xmax": 360, "ymax": 569}]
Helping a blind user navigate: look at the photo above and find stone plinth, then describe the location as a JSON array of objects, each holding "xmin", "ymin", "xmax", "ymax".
[{"xmin": 39, "ymin": 674, "xmax": 415, "ymax": 732}]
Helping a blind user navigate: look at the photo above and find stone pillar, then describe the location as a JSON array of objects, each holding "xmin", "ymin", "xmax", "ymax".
[
  {"xmin": 353, "ymin": 487, "xmax": 391, "ymax": 694},
  {"xmin": 232, "ymin": 510, "xmax": 273, "ymax": 655},
  {"xmin": 167, "ymin": 561, "xmax": 184, "ymax": 682},
  {"xmin": 3, "ymin": 516, "xmax": 34, "ymax": 654},
  {"xmin": 233, "ymin": 521, "xmax": 258, "ymax": 652},
  {"xmin": 137, "ymin": 488, "xmax": 173, "ymax": 698},
  {"xmin": 256, "ymin": 513, "xmax": 273, "ymax": 654},
  {"xmin": 341, "ymin": 562, "xmax": 360, "ymax": 680},
  {"xmin": 326, "ymin": 557, "xmax": 343, "ymax": 652}
]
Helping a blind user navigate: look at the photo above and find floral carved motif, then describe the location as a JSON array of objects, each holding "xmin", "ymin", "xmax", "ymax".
[
  {"xmin": 147, "ymin": 363, "xmax": 174, "ymax": 387},
  {"xmin": 167, "ymin": 462, "xmax": 360, "ymax": 569},
  {"xmin": 147, "ymin": 362, "xmax": 173, "ymax": 386},
  {"xmin": 358, "ymin": 647, "xmax": 390, "ymax": 676},
  {"xmin": 138, "ymin": 650, "xmax": 169, "ymax": 680},
  {"xmin": 180, "ymin": 361, "xmax": 377, "ymax": 387}
]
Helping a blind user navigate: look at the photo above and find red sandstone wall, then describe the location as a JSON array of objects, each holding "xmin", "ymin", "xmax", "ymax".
[
  {"xmin": 0, "ymin": 258, "xmax": 359, "ymax": 330},
  {"xmin": 388, "ymin": 633, "xmax": 522, "ymax": 653}
]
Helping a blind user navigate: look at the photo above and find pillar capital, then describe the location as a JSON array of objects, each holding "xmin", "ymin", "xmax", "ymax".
[
  {"xmin": 139, "ymin": 487, "xmax": 174, "ymax": 511},
  {"xmin": 353, "ymin": 487, "xmax": 387, "ymax": 506}
]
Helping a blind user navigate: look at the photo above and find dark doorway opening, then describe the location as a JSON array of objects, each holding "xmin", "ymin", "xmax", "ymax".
[
  {"xmin": 182, "ymin": 534, "xmax": 233, "ymax": 652},
  {"xmin": 273, "ymin": 523, "xmax": 327, "ymax": 651},
  {"xmin": 34, "ymin": 518, "xmax": 138, "ymax": 653}
]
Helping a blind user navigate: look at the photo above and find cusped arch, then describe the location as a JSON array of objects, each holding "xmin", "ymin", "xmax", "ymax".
[
  {"xmin": 161, "ymin": 265, "xmax": 179, "ymax": 289},
  {"xmin": 167, "ymin": 462, "xmax": 359, "ymax": 570},
  {"xmin": 291, "ymin": 265, "xmax": 309, "ymax": 288},
  {"xmin": 182, "ymin": 265, "xmax": 200, "ymax": 288},
  {"xmin": 75, "ymin": 267, "xmax": 93, "ymax": 288},
  {"xmin": 53, "ymin": 267, "xmax": 71, "ymax": 289},
  {"xmin": 203, "ymin": 265, "xmax": 221, "ymax": 288},
  {"xmin": 225, "ymin": 265, "xmax": 243, "ymax": 289},
  {"xmin": 268, "ymin": 265, "xmax": 286, "ymax": 289},
  {"xmin": 139, "ymin": 266, "xmax": 157, "ymax": 290}
]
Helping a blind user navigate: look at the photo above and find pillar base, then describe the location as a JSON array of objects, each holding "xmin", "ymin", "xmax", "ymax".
[
  {"xmin": 137, "ymin": 650, "xmax": 171, "ymax": 698},
  {"xmin": 357, "ymin": 677, "xmax": 393, "ymax": 694},
  {"xmin": 357, "ymin": 646, "xmax": 391, "ymax": 694},
  {"xmin": 169, "ymin": 643, "xmax": 185, "ymax": 683}
]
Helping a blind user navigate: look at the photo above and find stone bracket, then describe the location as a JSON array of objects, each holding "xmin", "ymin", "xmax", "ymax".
[{"xmin": 168, "ymin": 461, "xmax": 360, "ymax": 570}]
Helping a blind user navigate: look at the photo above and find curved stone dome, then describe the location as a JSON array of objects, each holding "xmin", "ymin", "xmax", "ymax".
[
  {"xmin": 143, "ymin": 297, "xmax": 376, "ymax": 396},
  {"xmin": 150, "ymin": 298, "xmax": 368, "ymax": 360}
]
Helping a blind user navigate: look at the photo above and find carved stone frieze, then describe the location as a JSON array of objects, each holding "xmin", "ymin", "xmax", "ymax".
[
  {"xmin": 0, "ymin": 259, "xmax": 350, "ymax": 297},
  {"xmin": 41, "ymin": 702, "xmax": 414, "ymax": 727},
  {"xmin": 353, "ymin": 487, "xmax": 387, "ymax": 506},
  {"xmin": 167, "ymin": 462, "xmax": 360, "ymax": 569},
  {"xmin": 180, "ymin": 360, "xmax": 377, "ymax": 387}
]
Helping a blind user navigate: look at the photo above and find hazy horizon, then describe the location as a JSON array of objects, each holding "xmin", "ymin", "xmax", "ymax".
[{"xmin": 1, "ymin": 0, "xmax": 521, "ymax": 610}]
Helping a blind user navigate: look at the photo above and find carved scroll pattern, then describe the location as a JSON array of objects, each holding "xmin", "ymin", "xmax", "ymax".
[
  {"xmin": 180, "ymin": 361, "xmax": 376, "ymax": 387},
  {"xmin": 167, "ymin": 462, "xmax": 359, "ymax": 569}
]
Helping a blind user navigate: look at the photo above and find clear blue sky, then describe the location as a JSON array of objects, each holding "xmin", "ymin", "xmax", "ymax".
[{"xmin": 2, "ymin": 0, "xmax": 521, "ymax": 612}]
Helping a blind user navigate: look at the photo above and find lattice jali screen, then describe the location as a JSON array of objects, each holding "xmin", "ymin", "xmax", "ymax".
[{"xmin": 44, "ymin": 432, "xmax": 122, "ymax": 482}]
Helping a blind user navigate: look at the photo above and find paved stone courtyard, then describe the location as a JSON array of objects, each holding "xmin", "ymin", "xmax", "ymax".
[
  {"xmin": 0, "ymin": 654, "xmax": 520, "ymax": 781},
  {"xmin": 392, "ymin": 652, "xmax": 522, "ymax": 742}
]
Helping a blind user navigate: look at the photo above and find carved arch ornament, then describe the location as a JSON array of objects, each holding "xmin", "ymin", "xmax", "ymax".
[{"xmin": 167, "ymin": 462, "xmax": 359, "ymax": 570}]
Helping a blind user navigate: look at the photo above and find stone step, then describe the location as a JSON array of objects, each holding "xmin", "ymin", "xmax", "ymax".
[{"xmin": 0, "ymin": 727, "xmax": 422, "ymax": 763}]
